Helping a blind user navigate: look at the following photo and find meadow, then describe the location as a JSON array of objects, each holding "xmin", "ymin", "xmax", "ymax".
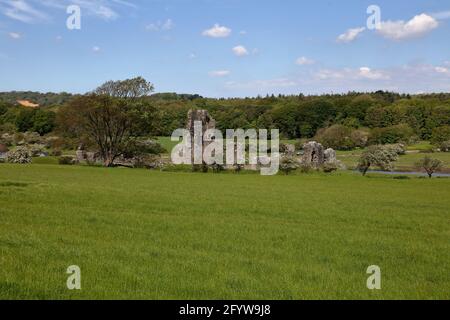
[{"xmin": 0, "ymin": 163, "xmax": 449, "ymax": 300}]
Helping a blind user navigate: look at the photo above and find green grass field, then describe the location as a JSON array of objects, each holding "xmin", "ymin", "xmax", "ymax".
[
  {"xmin": 336, "ymin": 150, "xmax": 450, "ymax": 172},
  {"xmin": 1, "ymin": 164, "xmax": 449, "ymax": 299}
]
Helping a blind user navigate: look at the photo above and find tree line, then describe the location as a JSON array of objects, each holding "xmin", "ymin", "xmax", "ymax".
[{"xmin": 1, "ymin": 77, "xmax": 450, "ymax": 155}]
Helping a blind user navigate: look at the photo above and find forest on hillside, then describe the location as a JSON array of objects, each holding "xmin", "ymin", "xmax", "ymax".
[{"xmin": 1, "ymin": 85, "xmax": 450, "ymax": 151}]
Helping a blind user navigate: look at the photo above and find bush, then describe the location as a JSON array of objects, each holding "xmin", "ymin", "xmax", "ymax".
[
  {"xmin": 6, "ymin": 147, "xmax": 32, "ymax": 164},
  {"xmin": 350, "ymin": 129, "xmax": 369, "ymax": 148},
  {"xmin": 58, "ymin": 156, "xmax": 76, "ymax": 165},
  {"xmin": 123, "ymin": 139, "xmax": 167, "ymax": 158},
  {"xmin": 233, "ymin": 163, "xmax": 244, "ymax": 173},
  {"xmin": 51, "ymin": 149, "xmax": 63, "ymax": 156},
  {"xmin": 315, "ymin": 125, "xmax": 354, "ymax": 150},
  {"xmin": 440, "ymin": 141, "xmax": 450, "ymax": 152},
  {"xmin": 280, "ymin": 155, "xmax": 299, "ymax": 175},
  {"xmin": 15, "ymin": 109, "xmax": 55, "ymax": 135},
  {"xmin": 369, "ymin": 124, "xmax": 414, "ymax": 145},
  {"xmin": 322, "ymin": 162, "xmax": 338, "ymax": 173},
  {"xmin": 393, "ymin": 175, "xmax": 411, "ymax": 180},
  {"xmin": 299, "ymin": 162, "xmax": 312, "ymax": 173},
  {"xmin": 431, "ymin": 126, "xmax": 450, "ymax": 145},
  {"xmin": 210, "ymin": 162, "xmax": 225, "ymax": 173},
  {"xmin": 385, "ymin": 143, "xmax": 406, "ymax": 156}
]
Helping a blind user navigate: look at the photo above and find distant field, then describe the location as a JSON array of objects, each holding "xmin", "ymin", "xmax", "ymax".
[
  {"xmin": 0, "ymin": 164, "xmax": 449, "ymax": 299},
  {"xmin": 336, "ymin": 150, "xmax": 450, "ymax": 171}
]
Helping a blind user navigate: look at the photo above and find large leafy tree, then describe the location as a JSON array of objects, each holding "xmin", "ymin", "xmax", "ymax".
[
  {"xmin": 94, "ymin": 77, "xmax": 154, "ymax": 99},
  {"xmin": 58, "ymin": 77, "xmax": 157, "ymax": 166},
  {"xmin": 357, "ymin": 145, "xmax": 399, "ymax": 176}
]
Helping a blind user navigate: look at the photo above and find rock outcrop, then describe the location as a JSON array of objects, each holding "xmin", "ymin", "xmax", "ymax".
[
  {"xmin": 302, "ymin": 141, "xmax": 325, "ymax": 168},
  {"xmin": 324, "ymin": 148, "xmax": 337, "ymax": 164}
]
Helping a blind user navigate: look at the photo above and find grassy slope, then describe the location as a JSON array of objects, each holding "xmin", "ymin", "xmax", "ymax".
[{"xmin": 0, "ymin": 164, "xmax": 449, "ymax": 299}]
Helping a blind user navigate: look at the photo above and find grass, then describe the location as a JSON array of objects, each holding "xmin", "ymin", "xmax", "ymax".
[
  {"xmin": 0, "ymin": 164, "xmax": 449, "ymax": 300},
  {"xmin": 155, "ymin": 136, "xmax": 179, "ymax": 154}
]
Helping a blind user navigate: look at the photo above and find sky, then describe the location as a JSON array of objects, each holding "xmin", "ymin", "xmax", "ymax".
[{"xmin": 0, "ymin": 0, "xmax": 450, "ymax": 97}]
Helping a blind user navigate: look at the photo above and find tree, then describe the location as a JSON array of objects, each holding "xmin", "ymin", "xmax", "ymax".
[
  {"xmin": 58, "ymin": 95, "xmax": 142, "ymax": 167},
  {"xmin": 94, "ymin": 77, "xmax": 154, "ymax": 99},
  {"xmin": 15, "ymin": 109, "xmax": 55, "ymax": 135},
  {"xmin": 315, "ymin": 124, "xmax": 354, "ymax": 150},
  {"xmin": 430, "ymin": 126, "xmax": 450, "ymax": 145},
  {"xmin": 368, "ymin": 124, "xmax": 414, "ymax": 145},
  {"xmin": 415, "ymin": 156, "xmax": 443, "ymax": 178},
  {"xmin": 357, "ymin": 145, "xmax": 399, "ymax": 176}
]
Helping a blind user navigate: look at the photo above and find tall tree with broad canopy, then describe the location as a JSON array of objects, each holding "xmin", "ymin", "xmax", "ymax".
[
  {"xmin": 94, "ymin": 77, "xmax": 154, "ymax": 99},
  {"xmin": 57, "ymin": 78, "xmax": 157, "ymax": 167}
]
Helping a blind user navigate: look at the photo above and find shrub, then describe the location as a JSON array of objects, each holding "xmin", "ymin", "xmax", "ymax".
[
  {"xmin": 393, "ymin": 175, "xmax": 411, "ymax": 180},
  {"xmin": 58, "ymin": 156, "xmax": 76, "ymax": 165},
  {"xmin": 279, "ymin": 143, "xmax": 295, "ymax": 155},
  {"xmin": 123, "ymin": 139, "xmax": 167, "ymax": 158},
  {"xmin": 368, "ymin": 124, "xmax": 414, "ymax": 145},
  {"xmin": 299, "ymin": 162, "xmax": 312, "ymax": 173},
  {"xmin": 440, "ymin": 141, "xmax": 450, "ymax": 152},
  {"xmin": 6, "ymin": 146, "xmax": 32, "ymax": 164},
  {"xmin": 315, "ymin": 125, "xmax": 354, "ymax": 150},
  {"xmin": 431, "ymin": 126, "xmax": 450, "ymax": 145},
  {"xmin": 322, "ymin": 162, "xmax": 338, "ymax": 173},
  {"xmin": 385, "ymin": 143, "xmax": 407, "ymax": 156},
  {"xmin": 233, "ymin": 163, "xmax": 244, "ymax": 173},
  {"xmin": 51, "ymin": 149, "xmax": 63, "ymax": 156},
  {"xmin": 0, "ymin": 133, "xmax": 14, "ymax": 146},
  {"xmin": 280, "ymin": 155, "xmax": 299, "ymax": 175},
  {"xmin": 15, "ymin": 109, "xmax": 55, "ymax": 135},
  {"xmin": 350, "ymin": 129, "xmax": 369, "ymax": 148},
  {"xmin": 210, "ymin": 162, "xmax": 225, "ymax": 173}
]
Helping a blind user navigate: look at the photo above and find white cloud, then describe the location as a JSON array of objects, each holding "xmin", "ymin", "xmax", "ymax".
[
  {"xmin": 188, "ymin": 53, "xmax": 197, "ymax": 59},
  {"xmin": 358, "ymin": 67, "xmax": 388, "ymax": 80},
  {"xmin": 315, "ymin": 67, "xmax": 389, "ymax": 81},
  {"xmin": 0, "ymin": 0, "xmax": 49, "ymax": 23},
  {"xmin": 435, "ymin": 66, "xmax": 449, "ymax": 74},
  {"xmin": 8, "ymin": 32, "xmax": 21, "ymax": 39},
  {"xmin": 209, "ymin": 70, "xmax": 230, "ymax": 77},
  {"xmin": 202, "ymin": 24, "xmax": 231, "ymax": 38},
  {"xmin": 222, "ymin": 63, "xmax": 450, "ymax": 96},
  {"xmin": 377, "ymin": 14, "xmax": 438, "ymax": 40},
  {"xmin": 232, "ymin": 45, "xmax": 249, "ymax": 57},
  {"xmin": 0, "ymin": 0, "xmax": 137, "ymax": 23},
  {"xmin": 337, "ymin": 27, "xmax": 365, "ymax": 43},
  {"xmin": 226, "ymin": 78, "xmax": 297, "ymax": 89},
  {"xmin": 295, "ymin": 56, "xmax": 315, "ymax": 66},
  {"xmin": 92, "ymin": 46, "xmax": 101, "ymax": 52},
  {"xmin": 146, "ymin": 18, "xmax": 174, "ymax": 31}
]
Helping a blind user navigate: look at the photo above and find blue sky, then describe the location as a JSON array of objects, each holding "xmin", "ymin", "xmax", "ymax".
[{"xmin": 0, "ymin": 0, "xmax": 450, "ymax": 97}]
